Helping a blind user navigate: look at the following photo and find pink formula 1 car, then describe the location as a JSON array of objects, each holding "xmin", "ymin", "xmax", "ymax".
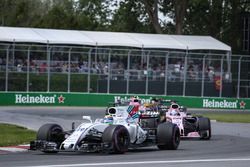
[{"xmin": 165, "ymin": 103, "xmax": 211, "ymax": 140}]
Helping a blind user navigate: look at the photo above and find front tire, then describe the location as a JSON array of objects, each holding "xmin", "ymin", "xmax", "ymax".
[
  {"xmin": 157, "ymin": 122, "xmax": 180, "ymax": 150},
  {"xmin": 198, "ymin": 117, "xmax": 211, "ymax": 140},
  {"xmin": 37, "ymin": 123, "xmax": 64, "ymax": 153},
  {"xmin": 102, "ymin": 125, "xmax": 130, "ymax": 154}
]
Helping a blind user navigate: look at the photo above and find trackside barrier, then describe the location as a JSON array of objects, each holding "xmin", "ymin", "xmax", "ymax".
[{"xmin": 0, "ymin": 92, "xmax": 249, "ymax": 110}]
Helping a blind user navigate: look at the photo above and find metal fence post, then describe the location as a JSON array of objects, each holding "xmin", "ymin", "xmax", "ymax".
[
  {"xmin": 12, "ymin": 42, "xmax": 15, "ymax": 70},
  {"xmin": 237, "ymin": 56, "xmax": 243, "ymax": 98},
  {"xmin": 67, "ymin": 47, "xmax": 72, "ymax": 93},
  {"xmin": 126, "ymin": 50, "xmax": 131, "ymax": 94},
  {"xmin": 164, "ymin": 52, "xmax": 169, "ymax": 95},
  {"xmin": 47, "ymin": 46, "xmax": 51, "ymax": 92},
  {"xmin": 201, "ymin": 55, "xmax": 207, "ymax": 97},
  {"xmin": 219, "ymin": 56, "xmax": 224, "ymax": 97},
  {"xmin": 107, "ymin": 49, "xmax": 112, "ymax": 94},
  {"xmin": 182, "ymin": 50, "xmax": 188, "ymax": 96},
  {"xmin": 26, "ymin": 46, "xmax": 31, "ymax": 92},
  {"xmin": 145, "ymin": 51, "xmax": 150, "ymax": 95},
  {"xmin": 87, "ymin": 48, "xmax": 92, "ymax": 93},
  {"xmin": 5, "ymin": 45, "xmax": 10, "ymax": 92}
]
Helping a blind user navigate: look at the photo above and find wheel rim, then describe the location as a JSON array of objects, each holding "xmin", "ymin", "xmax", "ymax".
[
  {"xmin": 114, "ymin": 128, "xmax": 129, "ymax": 152},
  {"xmin": 117, "ymin": 131, "xmax": 129, "ymax": 147}
]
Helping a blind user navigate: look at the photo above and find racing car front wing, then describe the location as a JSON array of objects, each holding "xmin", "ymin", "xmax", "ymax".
[{"xmin": 30, "ymin": 140, "xmax": 113, "ymax": 153}]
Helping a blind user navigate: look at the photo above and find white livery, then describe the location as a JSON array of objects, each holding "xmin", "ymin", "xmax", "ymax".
[{"xmin": 31, "ymin": 105, "xmax": 180, "ymax": 154}]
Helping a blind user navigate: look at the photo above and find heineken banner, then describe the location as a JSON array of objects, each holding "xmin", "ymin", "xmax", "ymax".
[{"xmin": 0, "ymin": 92, "xmax": 249, "ymax": 110}]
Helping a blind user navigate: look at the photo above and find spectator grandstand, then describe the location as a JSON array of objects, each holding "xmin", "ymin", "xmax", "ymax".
[{"xmin": 1, "ymin": 26, "xmax": 249, "ymax": 97}]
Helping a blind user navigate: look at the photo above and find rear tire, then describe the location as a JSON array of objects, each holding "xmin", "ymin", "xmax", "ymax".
[
  {"xmin": 37, "ymin": 123, "xmax": 64, "ymax": 153},
  {"xmin": 102, "ymin": 125, "xmax": 130, "ymax": 154},
  {"xmin": 157, "ymin": 122, "xmax": 180, "ymax": 150},
  {"xmin": 198, "ymin": 117, "xmax": 211, "ymax": 140}
]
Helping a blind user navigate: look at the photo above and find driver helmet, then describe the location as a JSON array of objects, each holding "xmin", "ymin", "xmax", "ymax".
[
  {"xmin": 151, "ymin": 98, "xmax": 160, "ymax": 105},
  {"xmin": 170, "ymin": 103, "xmax": 180, "ymax": 116},
  {"xmin": 151, "ymin": 98, "xmax": 156, "ymax": 104},
  {"xmin": 103, "ymin": 115, "xmax": 114, "ymax": 124},
  {"xmin": 129, "ymin": 96, "xmax": 140, "ymax": 106},
  {"xmin": 171, "ymin": 103, "xmax": 179, "ymax": 109}
]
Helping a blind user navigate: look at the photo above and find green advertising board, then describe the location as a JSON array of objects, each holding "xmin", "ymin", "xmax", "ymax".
[{"xmin": 0, "ymin": 92, "xmax": 249, "ymax": 110}]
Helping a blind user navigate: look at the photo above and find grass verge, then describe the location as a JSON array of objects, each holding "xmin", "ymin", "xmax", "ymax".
[
  {"xmin": 0, "ymin": 124, "xmax": 36, "ymax": 147},
  {"xmin": 197, "ymin": 113, "xmax": 250, "ymax": 123}
]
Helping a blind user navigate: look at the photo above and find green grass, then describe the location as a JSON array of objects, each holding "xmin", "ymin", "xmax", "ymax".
[
  {"xmin": 197, "ymin": 113, "xmax": 250, "ymax": 123},
  {"xmin": 0, "ymin": 124, "xmax": 36, "ymax": 147}
]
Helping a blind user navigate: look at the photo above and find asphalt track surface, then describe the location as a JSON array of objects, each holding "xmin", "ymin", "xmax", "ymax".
[{"xmin": 0, "ymin": 107, "xmax": 250, "ymax": 167}]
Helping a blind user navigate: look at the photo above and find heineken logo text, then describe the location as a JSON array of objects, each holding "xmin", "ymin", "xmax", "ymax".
[
  {"xmin": 15, "ymin": 94, "xmax": 56, "ymax": 104},
  {"xmin": 203, "ymin": 99, "xmax": 238, "ymax": 109}
]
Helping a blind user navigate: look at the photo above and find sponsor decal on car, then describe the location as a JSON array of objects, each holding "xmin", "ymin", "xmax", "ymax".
[
  {"xmin": 127, "ymin": 105, "xmax": 140, "ymax": 119},
  {"xmin": 114, "ymin": 96, "xmax": 152, "ymax": 104}
]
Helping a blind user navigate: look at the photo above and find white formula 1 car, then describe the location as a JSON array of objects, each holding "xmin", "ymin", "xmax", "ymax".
[
  {"xmin": 166, "ymin": 103, "xmax": 211, "ymax": 140},
  {"xmin": 30, "ymin": 105, "xmax": 180, "ymax": 154}
]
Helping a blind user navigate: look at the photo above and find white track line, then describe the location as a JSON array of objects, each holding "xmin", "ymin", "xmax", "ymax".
[{"xmin": 25, "ymin": 158, "xmax": 250, "ymax": 167}]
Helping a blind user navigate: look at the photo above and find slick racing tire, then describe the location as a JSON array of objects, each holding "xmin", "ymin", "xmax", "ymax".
[
  {"xmin": 157, "ymin": 122, "xmax": 180, "ymax": 150},
  {"xmin": 37, "ymin": 123, "xmax": 64, "ymax": 153},
  {"xmin": 102, "ymin": 125, "xmax": 130, "ymax": 154},
  {"xmin": 198, "ymin": 117, "xmax": 211, "ymax": 140}
]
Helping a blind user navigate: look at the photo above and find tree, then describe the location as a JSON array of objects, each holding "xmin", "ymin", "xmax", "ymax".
[
  {"xmin": 183, "ymin": 0, "xmax": 248, "ymax": 53},
  {"xmin": 142, "ymin": 0, "xmax": 189, "ymax": 34},
  {"xmin": 76, "ymin": 0, "xmax": 111, "ymax": 30},
  {"xmin": 174, "ymin": 0, "xmax": 189, "ymax": 34},
  {"xmin": 142, "ymin": 0, "xmax": 162, "ymax": 33},
  {"xmin": 110, "ymin": 0, "xmax": 151, "ymax": 33},
  {"xmin": 0, "ymin": 0, "xmax": 45, "ymax": 27},
  {"xmin": 39, "ymin": 0, "xmax": 78, "ymax": 29}
]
